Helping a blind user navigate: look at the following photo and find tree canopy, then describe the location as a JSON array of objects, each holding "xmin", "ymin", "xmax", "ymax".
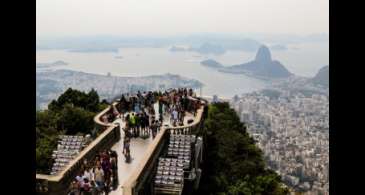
[
  {"xmin": 48, "ymin": 88, "xmax": 100, "ymax": 112},
  {"xmin": 36, "ymin": 88, "xmax": 107, "ymax": 174}
]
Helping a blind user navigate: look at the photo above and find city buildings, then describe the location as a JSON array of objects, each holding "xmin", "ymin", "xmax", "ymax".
[{"xmin": 230, "ymin": 86, "xmax": 329, "ymax": 194}]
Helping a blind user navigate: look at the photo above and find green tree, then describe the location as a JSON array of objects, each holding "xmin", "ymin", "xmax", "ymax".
[
  {"xmin": 36, "ymin": 88, "xmax": 104, "ymax": 174},
  {"xmin": 86, "ymin": 88, "xmax": 100, "ymax": 112},
  {"xmin": 36, "ymin": 126, "xmax": 58, "ymax": 174},
  {"xmin": 57, "ymin": 104, "xmax": 95, "ymax": 135},
  {"xmin": 48, "ymin": 88, "xmax": 100, "ymax": 112}
]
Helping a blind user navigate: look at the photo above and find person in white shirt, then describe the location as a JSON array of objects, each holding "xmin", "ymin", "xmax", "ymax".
[
  {"xmin": 76, "ymin": 172, "xmax": 85, "ymax": 190},
  {"xmin": 94, "ymin": 166, "xmax": 105, "ymax": 191},
  {"xmin": 75, "ymin": 172, "xmax": 83, "ymax": 183},
  {"xmin": 83, "ymin": 168, "xmax": 94, "ymax": 182}
]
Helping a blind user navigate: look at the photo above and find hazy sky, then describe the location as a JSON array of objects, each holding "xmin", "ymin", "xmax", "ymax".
[{"xmin": 36, "ymin": 0, "xmax": 329, "ymax": 38}]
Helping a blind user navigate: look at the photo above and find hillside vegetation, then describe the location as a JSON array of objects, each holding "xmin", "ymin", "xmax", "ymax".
[
  {"xmin": 196, "ymin": 102, "xmax": 289, "ymax": 195},
  {"xmin": 36, "ymin": 88, "xmax": 108, "ymax": 174}
]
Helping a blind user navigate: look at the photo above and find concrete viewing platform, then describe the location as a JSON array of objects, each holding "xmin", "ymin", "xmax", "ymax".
[{"xmin": 109, "ymin": 103, "xmax": 199, "ymax": 195}]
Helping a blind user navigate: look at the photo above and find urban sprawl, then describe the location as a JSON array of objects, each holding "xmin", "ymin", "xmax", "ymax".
[{"xmin": 230, "ymin": 86, "xmax": 329, "ymax": 195}]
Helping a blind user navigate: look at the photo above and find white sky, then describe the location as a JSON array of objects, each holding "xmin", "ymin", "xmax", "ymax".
[{"xmin": 36, "ymin": 0, "xmax": 329, "ymax": 37}]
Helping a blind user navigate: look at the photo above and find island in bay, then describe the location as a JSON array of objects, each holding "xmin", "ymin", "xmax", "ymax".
[{"xmin": 200, "ymin": 45, "xmax": 293, "ymax": 79}]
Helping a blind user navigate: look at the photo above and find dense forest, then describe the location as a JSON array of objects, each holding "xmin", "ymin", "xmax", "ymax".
[
  {"xmin": 36, "ymin": 88, "xmax": 108, "ymax": 174},
  {"xmin": 196, "ymin": 102, "xmax": 289, "ymax": 195}
]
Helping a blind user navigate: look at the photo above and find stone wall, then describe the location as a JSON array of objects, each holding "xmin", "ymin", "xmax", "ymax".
[{"xmin": 36, "ymin": 105, "xmax": 121, "ymax": 195}]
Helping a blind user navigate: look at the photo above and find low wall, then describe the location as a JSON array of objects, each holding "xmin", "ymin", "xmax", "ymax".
[
  {"xmin": 36, "ymin": 105, "xmax": 121, "ymax": 195},
  {"xmin": 94, "ymin": 102, "xmax": 120, "ymax": 130}
]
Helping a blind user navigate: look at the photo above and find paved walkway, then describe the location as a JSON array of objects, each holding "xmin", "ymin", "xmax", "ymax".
[
  {"xmin": 109, "ymin": 122, "xmax": 154, "ymax": 195},
  {"xmin": 108, "ymin": 102, "xmax": 195, "ymax": 195}
]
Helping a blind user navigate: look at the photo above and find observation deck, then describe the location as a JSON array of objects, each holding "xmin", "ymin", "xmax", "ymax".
[{"xmin": 36, "ymin": 90, "xmax": 208, "ymax": 195}]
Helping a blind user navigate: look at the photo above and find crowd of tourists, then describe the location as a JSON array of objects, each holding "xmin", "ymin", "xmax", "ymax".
[
  {"xmin": 100, "ymin": 88, "xmax": 200, "ymax": 163},
  {"xmin": 68, "ymin": 150, "xmax": 118, "ymax": 195},
  {"xmin": 117, "ymin": 88, "xmax": 200, "ymax": 162}
]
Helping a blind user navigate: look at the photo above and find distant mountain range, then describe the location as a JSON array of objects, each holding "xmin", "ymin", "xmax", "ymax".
[
  {"xmin": 169, "ymin": 43, "xmax": 227, "ymax": 55},
  {"xmin": 214, "ymin": 39, "xmax": 261, "ymax": 52},
  {"xmin": 201, "ymin": 45, "xmax": 293, "ymax": 79},
  {"xmin": 36, "ymin": 60, "xmax": 68, "ymax": 68},
  {"xmin": 68, "ymin": 48, "xmax": 118, "ymax": 53},
  {"xmin": 37, "ymin": 33, "xmax": 327, "ymax": 52},
  {"xmin": 191, "ymin": 43, "xmax": 226, "ymax": 55},
  {"xmin": 266, "ymin": 65, "xmax": 329, "ymax": 97},
  {"xmin": 311, "ymin": 65, "xmax": 329, "ymax": 87},
  {"xmin": 36, "ymin": 69, "xmax": 202, "ymax": 110}
]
